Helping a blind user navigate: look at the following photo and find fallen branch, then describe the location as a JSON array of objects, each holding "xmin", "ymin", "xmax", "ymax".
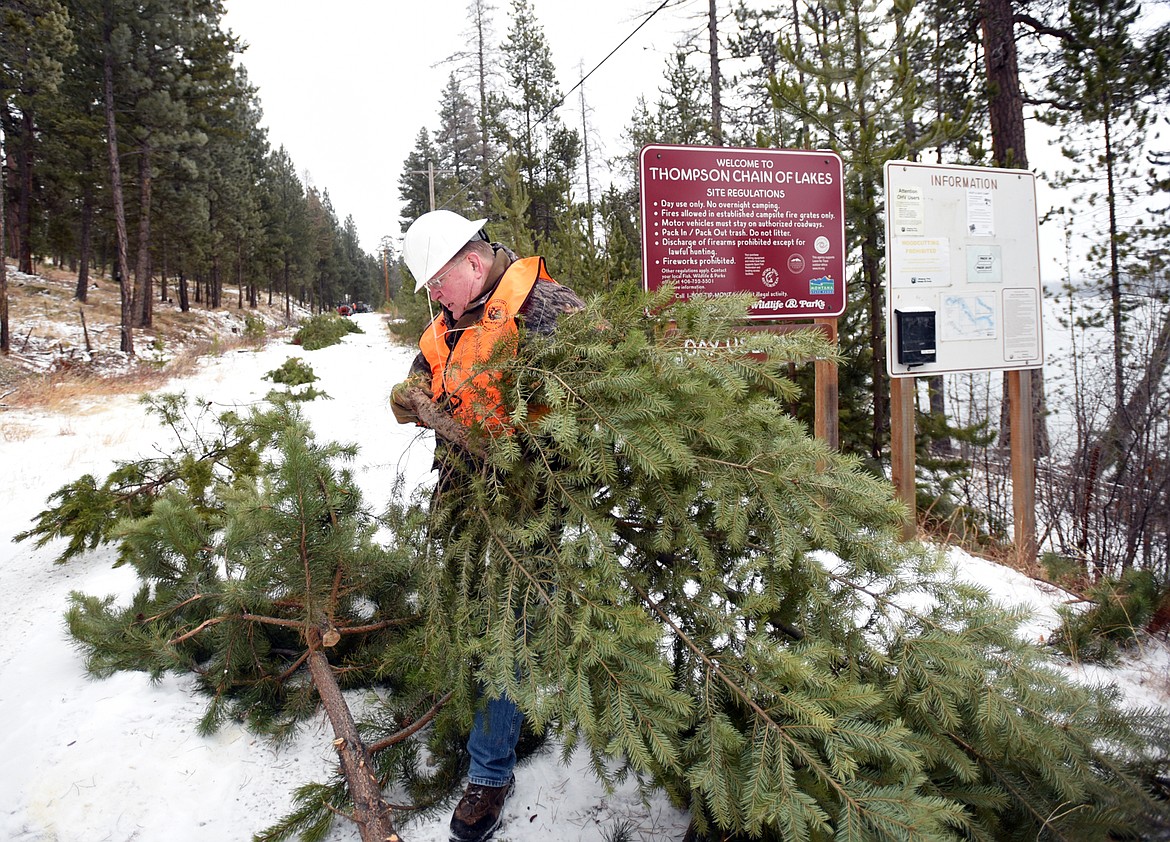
[{"xmin": 79, "ymin": 307, "xmax": 92, "ymax": 353}]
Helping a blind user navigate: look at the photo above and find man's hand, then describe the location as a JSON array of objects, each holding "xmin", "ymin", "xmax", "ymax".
[
  {"xmin": 390, "ymin": 377, "xmax": 425, "ymax": 424},
  {"xmin": 390, "ymin": 380, "xmax": 485, "ymax": 457}
]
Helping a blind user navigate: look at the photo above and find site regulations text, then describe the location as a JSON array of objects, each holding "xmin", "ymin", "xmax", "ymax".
[{"xmin": 640, "ymin": 144, "xmax": 846, "ymax": 320}]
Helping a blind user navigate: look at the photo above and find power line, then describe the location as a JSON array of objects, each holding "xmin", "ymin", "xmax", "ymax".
[
  {"xmin": 420, "ymin": 0, "xmax": 675, "ymax": 220},
  {"xmin": 535, "ymin": 0, "xmax": 674, "ymax": 129}
]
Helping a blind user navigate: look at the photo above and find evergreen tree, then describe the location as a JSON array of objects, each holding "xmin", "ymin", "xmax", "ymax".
[
  {"xmin": 597, "ymin": 183, "xmax": 642, "ymax": 291},
  {"xmin": 768, "ymin": 0, "xmax": 963, "ymax": 463},
  {"xmin": 727, "ymin": 2, "xmax": 791, "ymax": 147},
  {"xmin": 260, "ymin": 144, "xmax": 311, "ymax": 321},
  {"xmin": 26, "ymin": 292, "xmax": 1170, "ymax": 841},
  {"xmin": 1040, "ymin": 0, "xmax": 1168, "ymax": 437},
  {"xmin": 54, "ymin": 396, "xmax": 405, "ymax": 842},
  {"xmin": 497, "ymin": 0, "xmax": 580, "ymax": 244},
  {"xmin": 2, "ymin": 0, "xmax": 77, "ymax": 343},
  {"xmin": 655, "ymin": 48, "xmax": 715, "ymax": 145},
  {"xmin": 40, "ymin": 15, "xmax": 106, "ymax": 302},
  {"xmin": 305, "ymin": 186, "xmax": 340, "ymax": 312},
  {"xmin": 486, "ymin": 149, "xmax": 536, "ymax": 257},
  {"xmin": 191, "ymin": 57, "xmax": 265, "ymax": 313},
  {"xmin": 439, "ymin": 0, "xmax": 502, "ymax": 212},
  {"xmin": 0, "ymin": 0, "xmax": 74, "ymax": 275},
  {"xmin": 398, "ymin": 127, "xmax": 441, "ymax": 230},
  {"xmin": 435, "ymin": 73, "xmax": 484, "ymax": 217}
]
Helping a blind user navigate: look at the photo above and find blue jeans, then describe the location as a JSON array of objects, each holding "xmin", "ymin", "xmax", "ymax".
[{"xmin": 467, "ymin": 688, "xmax": 523, "ymax": 787}]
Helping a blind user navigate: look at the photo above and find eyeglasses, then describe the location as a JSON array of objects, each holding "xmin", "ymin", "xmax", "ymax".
[{"xmin": 424, "ymin": 256, "xmax": 466, "ymax": 291}]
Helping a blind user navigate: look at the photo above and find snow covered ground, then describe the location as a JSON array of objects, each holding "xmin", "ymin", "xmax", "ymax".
[{"xmin": 1, "ymin": 311, "xmax": 1166, "ymax": 842}]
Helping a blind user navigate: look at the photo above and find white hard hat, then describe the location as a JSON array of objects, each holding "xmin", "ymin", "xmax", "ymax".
[{"xmin": 402, "ymin": 210, "xmax": 488, "ymax": 292}]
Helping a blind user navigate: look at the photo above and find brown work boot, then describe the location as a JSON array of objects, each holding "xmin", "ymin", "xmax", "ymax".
[{"xmin": 448, "ymin": 776, "xmax": 515, "ymax": 842}]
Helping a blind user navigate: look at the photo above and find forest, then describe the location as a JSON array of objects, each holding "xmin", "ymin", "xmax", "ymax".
[{"xmin": 2, "ymin": 0, "xmax": 1169, "ymax": 586}]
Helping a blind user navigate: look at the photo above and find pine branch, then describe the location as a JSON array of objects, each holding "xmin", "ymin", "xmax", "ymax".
[
  {"xmin": 368, "ymin": 690, "xmax": 454, "ymax": 753},
  {"xmin": 167, "ymin": 612, "xmax": 305, "ymax": 646}
]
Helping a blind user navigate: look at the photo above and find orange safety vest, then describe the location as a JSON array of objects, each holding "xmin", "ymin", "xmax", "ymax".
[{"xmin": 419, "ymin": 255, "xmax": 555, "ymax": 429}]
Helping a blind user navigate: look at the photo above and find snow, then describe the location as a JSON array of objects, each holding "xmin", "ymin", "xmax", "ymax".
[{"xmin": 1, "ymin": 311, "xmax": 1166, "ymax": 842}]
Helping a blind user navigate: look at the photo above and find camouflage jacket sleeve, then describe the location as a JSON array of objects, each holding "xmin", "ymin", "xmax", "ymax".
[{"xmin": 518, "ymin": 278, "xmax": 585, "ymax": 336}]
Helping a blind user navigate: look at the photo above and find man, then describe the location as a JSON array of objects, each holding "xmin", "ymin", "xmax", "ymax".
[{"xmin": 392, "ymin": 210, "xmax": 584, "ymax": 842}]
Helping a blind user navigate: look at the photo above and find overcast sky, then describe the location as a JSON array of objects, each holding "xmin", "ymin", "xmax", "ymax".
[{"xmin": 220, "ymin": 0, "xmax": 703, "ymax": 254}]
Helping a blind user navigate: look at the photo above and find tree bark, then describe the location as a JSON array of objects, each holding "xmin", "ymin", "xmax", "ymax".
[
  {"xmin": 135, "ymin": 145, "xmax": 154, "ymax": 327},
  {"xmin": 928, "ymin": 375, "xmax": 953, "ymax": 455},
  {"xmin": 17, "ymin": 108, "xmax": 34, "ymax": 274},
  {"xmin": 981, "ymin": 0, "xmax": 1049, "ymax": 456},
  {"xmin": 1, "ymin": 129, "xmax": 7, "ymax": 354},
  {"xmin": 305, "ymin": 629, "xmax": 401, "ymax": 842},
  {"xmin": 102, "ymin": 7, "xmax": 134, "ymax": 357},
  {"xmin": 402, "ymin": 386, "xmax": 485, "ymax": 457},
  {"xmin": 473, "ymin": 0, "xmax": 492, "ymax": 212},
  {"xmin": 981, "ymin": 0, "xmax": 1027, "ymax": 169},
  {"xmin": 75, "ymin": 183, "xmax": 94, "ymax": 302}
]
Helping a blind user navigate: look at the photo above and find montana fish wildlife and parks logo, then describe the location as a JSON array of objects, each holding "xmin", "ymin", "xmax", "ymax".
[
  {"xmin": 809, "ymin": 276, "xmax": 836, "ymax": 295},
  {"xmin": 483, "ymin": 298, "xmax": 511, "ymax": 330}
]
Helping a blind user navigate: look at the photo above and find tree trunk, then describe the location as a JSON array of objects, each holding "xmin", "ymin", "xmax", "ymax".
[
  {"xmin": 211, "ymin": 257, "xmax": 221, "ymax": 309},
  {"xmin": 981, "ymin": 0, "xmax": 1027, "ymax": 169},
  {"xmin": 1103, "ymin": 109, "xmax": 1125, "ymax": 424},
  {"xmin": 17, "ymin": 109, "xmax": 35, "ymax": 274},
  {"xmin": 708, "ymin": 0, "xmax": 722, "ymax": 146},
  {"xmin": 928, "ymin": 375, "xmax": 953, "ymax": 455},
  {"xmin": 135, "ymin": 145, "xmax": 154, "ymax": 328},
  {"xmin": 159, "ymin": 236, "xmax": 168, "ymax": 304},
  {"xmin": 864, "ymin": 207, "xmax": 887, "ymax": 462},
  {"xmin": 578, "ymin": 66, "xmax": 595, "ymax": 248},
  {"xmin": 474, "ymin": 0, "xmax": 492, "ymax": 212},
  {"xmin": 75, "ymin": 184, "xmax": 94, "ymax": 302},
  {"xmin": 305, "ymin": 631, "xmax": 401, "ymax": 842},
  {"xmin": 1098, "ymin": 306, "xmax": 1170, "ymax": 474},
  {"xmin": 981, "ymin": 0, "xmax": 1049, "ymax": 457},
  {"xmin": 102, "ymin": 12, "xmax": 134, "ymax": 357},
  {"xmin": 1, "ymin": 130, "xmax": 8, "ymax": 354},
  {"xmin": 284, "ymin": 257, "xmax": 291, "ymax": 323}
]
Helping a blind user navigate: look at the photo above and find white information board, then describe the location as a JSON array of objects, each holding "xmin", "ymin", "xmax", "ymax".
[{"xmin": 884, "ymin": 161, "xmax": 1044, "ymax": 378}]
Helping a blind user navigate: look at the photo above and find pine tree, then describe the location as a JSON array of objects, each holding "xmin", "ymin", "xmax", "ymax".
[
  {"xmin": 0, "ymin": 0, "xmax": 74, "ymax": 275},
  {"xmin": 1040, "ymin": 0, "xmax": 1167, "ymax": 450},
  {"xmin": 41, "ymin": 6, "xmax": 107, "ymax": 303},
  {"xmin": 1, "ymin": 0, "xmax": 74, "ymax": 353},
  {"xmin": 394, "ymin": 288, "xmax": 1170, "ymax": 840},
  {"xmin": 435, "ymin": 73, "xmax": 485, "ymax": 217},
  {"xmin": 766, "ymin": 0, "xmax": 967, "ymax": 464},
  {"xmin": 437, "ymin": 0, "xmax": 502, "ymax": 213},
  {"xmin": 21, "ymin": 293, "xmax": 1170, "ymax": 841},
  {"xmin": 398, "ymin": 127, "xmax": 441, "ymax": 229},
  {"xmin": 655, "ymin": 49, "xmax": 715, "ymax": 145},
  {"xmin": 260, "ymin": 145, "xmax": 311, "ymax": 321},
  {"xmin": 497, "ymin": 0, "xmax": 580, "ymax": 244},
  {"xmin": 53, "ymin": 396, "xmax": 408, "ymax": 842}
]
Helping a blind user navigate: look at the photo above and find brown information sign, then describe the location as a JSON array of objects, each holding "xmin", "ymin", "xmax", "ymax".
[{"xmin": 640, "ymin": 144, "xmax": 846, "ymax": 320}]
